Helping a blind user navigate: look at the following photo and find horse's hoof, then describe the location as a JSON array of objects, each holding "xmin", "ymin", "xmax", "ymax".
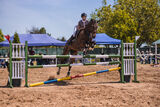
[
  {"xmin": 57, "ymin": 71, "xmax": 60, "ymax": 75},
  {"xmin": 67, "ymin": 72, "xmax": 70, "ymax": 77}
]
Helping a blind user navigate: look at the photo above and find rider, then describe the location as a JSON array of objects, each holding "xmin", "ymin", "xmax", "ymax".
[{"xmin": 67, "ymin": 13, "xmax": 89, "ymax": 45}]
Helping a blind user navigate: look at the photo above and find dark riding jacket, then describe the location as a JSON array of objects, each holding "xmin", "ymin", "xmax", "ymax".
[
  {"xmin": 77, "ymin": 20, "xmax": 89, "ymax": 30},
  {"xmin": 67, "ymin": 20, "xmax": 89, "ymax": 45}
]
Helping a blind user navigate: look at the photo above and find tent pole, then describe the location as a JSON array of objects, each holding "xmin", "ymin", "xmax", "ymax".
[{"xmin": 56, "ymin": 46, "xmax": 57, "ymax": 55}]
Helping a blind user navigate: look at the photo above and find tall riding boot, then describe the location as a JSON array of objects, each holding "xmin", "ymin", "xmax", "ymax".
[
  {"xmin": 75, "ymin": 30, "xmax": 80, "ymax": 39},
  {"xmin": 67, "ymin": 35, "xmax": 75, "ymax": 45}
]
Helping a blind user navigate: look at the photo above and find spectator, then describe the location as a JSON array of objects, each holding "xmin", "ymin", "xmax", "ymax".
[
  {"xmin": 140, "ymin": 51, "xmax": 145, "ymax": 64},
  {"xmin": 29, "ymin": 47, "xmax": 35, "ymax": 55},
  {"xmin": 100, "ymin": 52, "xmax": 105, "ymax": 62},
  {"xmin": 145, "ymin": 51, "xmax": 149, "ymax": 64},
  {"xmin": 1, "ymin": 59, "xmax": 6, "ymax": 68},
  {"xmin": 148, "ymin": 51, "xmax": 153, "ymax": 64}
]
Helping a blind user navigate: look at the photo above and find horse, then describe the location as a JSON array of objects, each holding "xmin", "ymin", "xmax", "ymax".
[{"xmin": 57, "ymin": 19, "xmax": 98, "ymax": 76}]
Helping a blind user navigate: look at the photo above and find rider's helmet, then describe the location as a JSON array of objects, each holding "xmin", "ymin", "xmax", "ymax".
[{"xmin": 81, "ymin": 13, "xmax": 87, "ymax": 17}]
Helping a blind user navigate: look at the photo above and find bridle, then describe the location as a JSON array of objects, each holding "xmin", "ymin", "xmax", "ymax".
[{"xmin": 84, "ymin": 20, "xmax": 97, "ymax": 39}]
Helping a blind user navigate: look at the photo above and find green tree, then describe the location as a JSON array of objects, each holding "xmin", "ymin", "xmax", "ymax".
[
  {"xmin": 12, "ymin": 32, "xmax": 20, "ymax": 43},
  {"xmin": 92, "ymin": 0, "xmax": 160, "ymax": 45},
  {"xmin": 57, "ymin": 37, "xmax": 66, "ymax": 41},
  {"xmin": 61, "ymin": 37, "xmax": 66, "ymax": 41},
  {"xmin": 27, "ymin": 27, "xmax": 51, "ymax": 36},
  {"xmin": 102, "ymin": 0, "xmax": 107, "ymax": 6},
  {"xmin": 39, "ymin": 27, "xmax": 46, "ymax": 34},
  {"xmin": 0, "ymin": 29, "xmax": 4, "ymax": 42},
  {"xmin": 27, "ymin": 27, "xmax": 39, "ymax": 34}
]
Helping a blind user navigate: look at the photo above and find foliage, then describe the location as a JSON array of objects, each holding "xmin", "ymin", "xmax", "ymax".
[
  {"xmin": 0, "ymin": 29, "xmax": 4, "ymax": 42},
  {"xmin": 39, "ymin": 27, "xmax": 46, "ymax": 34},
  {"xmin": 12, "ymin": 32, "xmax": 20, "ymax": 43},
  {"xmin": 27, "ymin": 27, "xmax": 51, "ymax": 36},
  {"xmin": 57, "ymin": 37, "xmax": 66, "ymax": 41},
  {"xmin": 91, "ymin": 0, "xmax": 160, "ymax": 46}
]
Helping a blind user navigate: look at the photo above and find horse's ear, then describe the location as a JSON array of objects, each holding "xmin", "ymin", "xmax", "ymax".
[
  {"xmin": 90, "ymin": 19, "xmax": 94, "ymax": 22},
  {"xmin": 97, "ymin": 20, "xmax": 100, "ymax": 23},
  {"xmin": 90, "ymin": 19, "xmax": 97, "ymax": 23}
]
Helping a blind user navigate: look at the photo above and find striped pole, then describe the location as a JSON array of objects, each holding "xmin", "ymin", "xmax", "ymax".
[
  {"xmin": 29, "ymin": 67, "xmax": 121, "ymax": 87},
  {"xmin": 28, "ymin": 61, "xmax": 120, "ymax": 68}
]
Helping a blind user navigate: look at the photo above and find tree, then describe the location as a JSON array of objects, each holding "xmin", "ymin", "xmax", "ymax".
[
  {"xmin": 27, "ymin": 27, "xmax": 51, "ymax": 36},
  {"xmin": 91, "ymin": 0, "xmax": 160, "ymax": 46},
  {"xmin": 12, "ymin": 32, "xmax": 20, "ymax": 43},
  {"xmin": 102, "ymin": 0, "xmax": 107, "ymax": 6},
  {"xmin": 39, "ymin": 27, "xmax": 46, "ymax": 34},
  {"xmin": 57, "ymin": 37, "xmax": 66, "ymax": 41},
  {"xmin": 27, "ymin": 27, "xmax": 39, "ymax": 34},
  {"xmin": 61, "ymin": 37, "xmax": 66, "ymax": 41},
  {"xmin": 0, "ymin": 29, "xmax": 4, "ymax": 42}
]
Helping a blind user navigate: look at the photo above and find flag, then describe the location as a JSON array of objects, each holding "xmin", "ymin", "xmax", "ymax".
[{"xmin": 4, "ymin": 35, "xmax": 10, "ymax": 42}]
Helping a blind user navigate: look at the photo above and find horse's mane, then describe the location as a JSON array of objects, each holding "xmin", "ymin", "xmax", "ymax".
[
  {"xmin": 76, "ymin": 19, "xmax": 96, "ymax": 36},
  {"xmin": 85, "ymin": 19, "xmax": 97, "ymax": 31}
]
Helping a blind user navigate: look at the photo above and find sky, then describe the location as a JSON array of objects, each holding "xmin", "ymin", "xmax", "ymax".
[{"xmin": 0, "ymin": 0, "xmax": 114, "ymax": 39}]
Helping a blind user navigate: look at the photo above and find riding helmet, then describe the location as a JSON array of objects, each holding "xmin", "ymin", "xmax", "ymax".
[{"xmin": 81, "ymin": 13, "xmax": 87, "ymax": 17}]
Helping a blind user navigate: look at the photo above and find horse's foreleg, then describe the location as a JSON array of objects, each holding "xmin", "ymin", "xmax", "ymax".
[
  {"xmin": 67, "ymin": 66, "xmax": 72, "ymax": 77},
  {"xmin": 90, "ymin": 41, "xmax": 96, "ymax": 48},
  {"xmin": 83, "ymin": 48, "xmax": 87, "ymax": 55},
  {"xmin": 57, "ymin": 67, "xmax": 61, "ymax": 75}
]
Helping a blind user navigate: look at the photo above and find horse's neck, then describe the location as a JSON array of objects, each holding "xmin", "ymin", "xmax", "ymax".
[
  {"xmin": 79, "ymin": 29, "xmax": 90, "ymax": 39},
  {"xmin": 84, "ymin": 28, "xmax": 90, "ymax": 36}
]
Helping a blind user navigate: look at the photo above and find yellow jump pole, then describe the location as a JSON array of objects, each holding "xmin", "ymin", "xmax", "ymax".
[{"xmin": 29, "ymin": 67, "xmax": 121, "ymax": 87}]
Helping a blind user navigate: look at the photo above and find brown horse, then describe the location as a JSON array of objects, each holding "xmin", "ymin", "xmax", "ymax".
[{"xmin": 57, "ymin": 19, "xmax": 98, "ymax": 76}]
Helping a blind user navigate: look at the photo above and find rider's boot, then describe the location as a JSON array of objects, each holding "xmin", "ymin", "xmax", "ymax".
[
  {"xmin": 67, "ymin": 35, "xmax": 75, "ymax": 45},
  {"xmin": 75, "ymin": 30, "xmax": 80, "ymax": 39},
  {"xmin": 67, "ymin": 30, "xmax": 80, "ymax": 45}
]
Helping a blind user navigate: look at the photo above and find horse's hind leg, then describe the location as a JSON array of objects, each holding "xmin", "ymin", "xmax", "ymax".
[
  {"xmin": 67, "ymin": 57, "xmax": 72, "ymax": 77},
  {"xmin": 57, "ymin": 67, "xmax": 61, "ymax": 75},
  {"xmin": 66, "ymin": 50, "xmax": 77, "ymax": 76},
  {"xmin": 57, "ymin": 46, "xmax": 70, "ymax": 75},
  {"xmin": 67, "ymin": 66, "xmax": 72, "ymax": 77}
]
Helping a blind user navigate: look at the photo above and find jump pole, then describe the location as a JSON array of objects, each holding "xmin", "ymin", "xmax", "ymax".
[{"xmin": 29, "ymin": 67, "xmax": 121, "ymax": 87}]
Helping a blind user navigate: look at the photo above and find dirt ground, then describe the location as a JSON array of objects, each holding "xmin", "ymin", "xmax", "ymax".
[{"xmin": 0, "ymin": 63, "xmax": 160, "ymax": 107}]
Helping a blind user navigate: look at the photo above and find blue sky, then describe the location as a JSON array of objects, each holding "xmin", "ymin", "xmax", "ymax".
[{"xmin": 0, "ymin": 0, "xmax": 114, "ymax": 39}]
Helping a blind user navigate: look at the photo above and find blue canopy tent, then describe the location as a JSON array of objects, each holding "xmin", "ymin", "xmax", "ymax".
[
  {"xmin": 0, "ymin": 34, "xmax": 65, "ymax": 47},
  {"xmin": 0, "ymin": 33, "xmax": 121, "ymax": 47},
  {"xmin": 94, "ymin": 33, "xmax": 121, "ymax": 44},
  {"xmin": 140, "ymin": 42, "xmax": 150, "ymax": 48},
  {"xmin": 152, "ymin": 39, "xmax": 160, "ymax": 45}
]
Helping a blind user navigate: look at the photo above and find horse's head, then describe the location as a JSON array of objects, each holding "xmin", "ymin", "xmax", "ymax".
[
  {"xmin": 84, "ymin": 19, "xmax": 98, "ymax": 50},
  {"xmin": 85, "ymin": 19, "xmax": 98, "ymax": 38}
]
